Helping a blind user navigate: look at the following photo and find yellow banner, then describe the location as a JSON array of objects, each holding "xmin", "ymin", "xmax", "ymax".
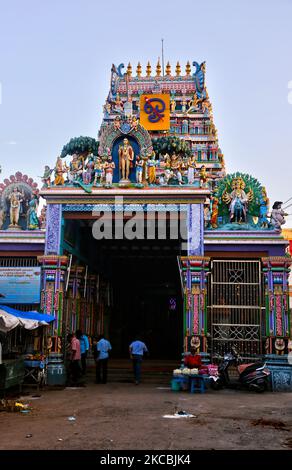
[{"xmin": 139, "ymin": 93, "xmax": 170, "ymax": 130}]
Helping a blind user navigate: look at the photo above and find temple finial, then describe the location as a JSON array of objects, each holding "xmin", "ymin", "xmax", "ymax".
[
  {"xmin": 136, "ymin": 62, "xmax": 142, "ymax": 77},
  {"xmin": 156, "ymin": 59, "xmax": 162, "ymax": 77},
  {"xmin": 185, "ymin": 61, "xmax": 191, "ymax": 76},
  {"xmin": 127, "ymin": 62, "xmax": 132, "ymax": 77},
  {"xmin": 175, "ymin": 61, "xmax": 181, "ymax": 76},
  {"xmin": 146, "ymin": 61, "xmax": 152, "ymax": 77},
  {"xmin": 166, "ymin": 61, "xmax": 171, "ymax": 76}
]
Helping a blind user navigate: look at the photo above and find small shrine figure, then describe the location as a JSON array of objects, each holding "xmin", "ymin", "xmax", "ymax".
[
  {"xmin": 113, "ymin": 93, "xmax": 124, "ymax": 113},
  {"xmin": 170, "ymin": 99, "xmax": 176, "ymax": 113},
  {"xmin": 68, "ymin": 154, "xmax": 83, "ymax": 183},
  {"xmin": 210, "ymin": 196, "xmax": 219, "ymax": 229},
  {"xmin": 222, "ymin": 176, "xmax": 253, "ymax": 223},
  {"xmin": 275, "ymin": 338, "xmax": 285, "ymax": 355},
  {"xmin": 41, "ymin": 165, "xmax": 53, "ymax": 188},
  {"xmin": 118, "ymin": 138, "xmax": 134, "ymax": 181},
  {"xmin": 181, "ymin": 98, "xmax": 187, "ymax": 113},
  {"xmin": 270, "ymin": 201, "xmax": 288, "ymax": 231},
  {"xmin": 131, "ymin": 116, "xmax": 139, "ymax": 131},
  {"xmin": 135, "ymin": 157, "xmax": 144, "ymax": 186},
  {"xmin": 259, "ymin": 187, "xmax": 269, "ymax": 228},
  {"xmin": 39, "ymin": 205, "xmax": 47, "ymax": 229},
  {"xmin": 187, "ymin": 156, "xmax": 196, "ymax": 184},
  {"xmin": 204, "ymin": 198, "xmax": 211, "ymax": 228},
  {"xmin": 147, "ymin": 153, "xmax": 157, "ymax": 185},
  {"xmin": 187, "ymin": 93, "xmax": 198, "ymax": 113},
  {"xmin": 170, "ymin": 154, "xmax": 183, "ymax": 185},
  {"xmin": 93, "ymin": 157, "xmax": 103, "ymax": 186},
  {"xmin": 199, "ymin": 165, "xmax": 208, "ymax": 188},
  {"xmin": 190, "ymin": 335, "xmax": 201, "ymax": 354},
  {"xmin": 114, "ymin": 116, "xmax": 121, "ymax": 130},
  {"xmin": 104, "ymin": 155, "xmax": 115, "ymax": 187},
  {"xmin": 54, "ymin": 157, "xmax": 66, "ymax": 185},
  {"xmin": 27, "ymin": 196, "xmax": 39, "ymax": 230},
  {"xmin": 8, "ymin": 187, "xmax": 24, "ymax": 227},
  {"xmin": 82, "ymin": 156, "xmax": 94, "ymax": 185}
]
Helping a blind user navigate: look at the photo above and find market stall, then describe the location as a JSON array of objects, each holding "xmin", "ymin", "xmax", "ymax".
[{"xmin": 0, "ymin": 306, "xmax": 54, "ymax": 393}]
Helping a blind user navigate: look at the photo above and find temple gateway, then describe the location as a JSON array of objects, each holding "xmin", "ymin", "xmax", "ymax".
[{"xmin": 1, "ymin": 60, "xmax": 292, "ymax": 389}]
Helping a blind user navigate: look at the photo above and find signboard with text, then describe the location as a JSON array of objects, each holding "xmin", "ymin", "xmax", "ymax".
[{"xmin": 0, "ymin": 267, "xmax": 41, "ymax": 304}]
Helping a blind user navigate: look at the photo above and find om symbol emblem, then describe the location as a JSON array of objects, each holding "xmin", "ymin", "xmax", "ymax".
[{"xmin": 144, "ymin": 97, "xmax": 166, "ymax": 123}]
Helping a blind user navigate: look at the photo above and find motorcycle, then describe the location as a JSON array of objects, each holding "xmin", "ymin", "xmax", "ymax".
[{"xmin": 211, "ymin": 347, "xmax": 271, "ymax": 392}]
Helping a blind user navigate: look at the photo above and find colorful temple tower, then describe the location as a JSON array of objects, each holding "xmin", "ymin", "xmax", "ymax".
[{"xmin": 13, "ymin": 58, "xmax": 290, "ymax": 390}]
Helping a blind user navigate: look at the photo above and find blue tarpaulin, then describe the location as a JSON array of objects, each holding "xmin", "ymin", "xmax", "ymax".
[{"xmin": 0, "ymin": 305, "xmax": 54, "ymax": 323}]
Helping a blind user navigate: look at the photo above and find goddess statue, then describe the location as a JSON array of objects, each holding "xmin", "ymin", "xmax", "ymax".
[
  {"xmin": 199, "ymin": 165, "xmax": 208, "ymax": 188},
  {"xmin": 118, "ymin": 138, "xmax": 134, "ymax": 181},
  {"xmin": 27, "ymin": 197, "xmax": 39, "ymax": 230},
  {"xmin": 147, "ymin": 153, "xmax": 157, "ymax": 185},
  {"xmin": 210, "ymin": 196, "xmax": 219, "ymax": 229},
  {"xmin": 222, "ymin": 176, "xmax": 253, "ymax": 223},
  {"xmin": 54, "ymin": 157, "xmax": 66, "ymax": 185}
]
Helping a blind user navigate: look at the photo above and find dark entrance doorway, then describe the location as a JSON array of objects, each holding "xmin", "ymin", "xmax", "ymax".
[
  {"xmin": 98, "ymin": 238, "xmax": 183, "ymax": 359},
  {"xmin": 63, "ymin": 218, "xmax": 183, "ymax": 360}
]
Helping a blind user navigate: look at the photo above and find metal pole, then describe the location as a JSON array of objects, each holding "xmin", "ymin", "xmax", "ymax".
[{"xmin": 161, "ymin": 38, "xmax": 165, "ymax": 77}]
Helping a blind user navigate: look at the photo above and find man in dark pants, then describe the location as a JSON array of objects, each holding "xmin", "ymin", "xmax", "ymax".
[
  {"xmin": 95, "ymin": 334, "xmax": 112, "ymax": 384},
  {"xmin": 129, "ymin": 335, "xmax": 149, "ymax": 385},
  {"xmin": 76, "ymin": 329, "xmax": 89, "ymax": 375}
]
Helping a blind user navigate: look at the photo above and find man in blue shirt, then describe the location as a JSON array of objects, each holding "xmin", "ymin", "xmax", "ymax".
[
  {"xmin": 96, "ymin": 334, "xmax": 112, "ymax": 384},
  {"xmin": 129, "ymin": 336, "xmax": 149, "ymax": 385},
  {"xmin": 76, "ymin": 329, "xmax": 89, "ymax": 375}
]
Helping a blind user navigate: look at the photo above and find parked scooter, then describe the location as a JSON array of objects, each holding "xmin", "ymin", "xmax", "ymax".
[{"xmin": 211, "ymin": 347, "xmax": 271, "ymax": 392}]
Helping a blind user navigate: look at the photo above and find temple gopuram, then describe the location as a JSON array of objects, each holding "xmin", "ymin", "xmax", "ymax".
[{"xmin": 1, "ymin": 60, "xmax": 292, "ymax": 390}]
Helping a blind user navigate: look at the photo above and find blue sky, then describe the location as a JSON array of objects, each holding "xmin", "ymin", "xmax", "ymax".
[{"xmin": 1, "ymin": 0, "xmax": 292, "ymax": 223}]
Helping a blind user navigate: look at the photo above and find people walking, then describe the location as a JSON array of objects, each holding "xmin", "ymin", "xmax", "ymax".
[
  {"xmin": 76, "ymin": 329, "xmax": 89, "ymax": 375},
  {"xmin": 95, "ymin": 334, "xmax": 112, "ymax": 384},
  {"xmin": 129, "ymin": 336, "xmax": 149, "ymax": 385},
  {"xmin": 67, "ymin": 332, "xmax": 82, "ymax": 386}
]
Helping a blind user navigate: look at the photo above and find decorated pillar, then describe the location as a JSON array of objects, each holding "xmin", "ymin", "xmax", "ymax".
[
  {"xmin": 262, "ymin": 257, "xmax": 292, "ymax": 354},
  {"xmin": 37, "ymin": 255, "xmax": 68, "ymax": 334},
  {"xmin": 179, "ymin": 257, "xmax": 210, "ymax": 353},
  {"xmin": 178, "ymin": 203, "xmax": 209, "ymax": 353},
  {"xmin": 39, "ymin": 203, "xmax": 67, "ymax": 334}
]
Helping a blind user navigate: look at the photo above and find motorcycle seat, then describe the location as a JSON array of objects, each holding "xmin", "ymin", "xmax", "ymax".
[{"xmin": 238, "ymin": 362, "xmax": 265, "ymax": 376}]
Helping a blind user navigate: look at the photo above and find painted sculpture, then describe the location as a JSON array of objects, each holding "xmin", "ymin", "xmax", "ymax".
[
  {"xmin": 222, "ymin": 176, "xmax": 253, "ymax": 223},
  {"xmin": 9, "ymin": 188, "xmax": 23, "ymax": 227},
  {"xmin": 118, "ymin": 138, "xmax": 134, "ymax": 181},
  {"xmin": 270, "ymin": 201, "xmax": 288, "ymax": 231}
]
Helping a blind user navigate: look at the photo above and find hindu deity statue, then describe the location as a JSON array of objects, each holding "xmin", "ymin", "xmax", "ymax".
[
  {"xmin": 135, "ymin": 157, "xmax": 144, "ymax": 185},
  {"xmin": 210, "ymin": 196, "xmax": 219, "ymax": 229},
  {"xmin": 54, "ymin": 157, "xmax": 66, "ymax": 185},
  {"xmin": 170, "ymin": 99, "xmax": 176, "ymax": 113},
  {"xmin": 204, "ymin": 198, "xmax": 211, "ymax": 228},
  {"xmin": 8, "ymin": 187, "xmax": 24, "ymax": 227},
  {"xmin": 222, "ymin": 176, "xmax": 253, "ymax": 223},
  {"xmin": 147, "ymin": 152, "xmax": 157, "ymax": 185},
  {"xmin": 93, "ymin": 157, "xmax": 104, "ymax": 186},
  {"xmin": 104, "ymin": 155, "xmax": 115, "ymax": 187},
  {"xmin": 259, "ymin": 187, "xmax": 269, "ymax": 228},
  {"xmin": 82, "ymin": 155, "xmax": 95, "ymax": 185},
  {"xmin": 68, "ymin": 154, "xmax": 83, "ymax": 183},
  {"xmin": 41, "ymin": 165, "xmax": 53, "ymax": 188},
  {"xmin": 27, "ymin": 196, "xmax": 39, "ymax": 230},
  {"xmin": 187, "ymin": 156, "xmax": 196, "ymax": 184},
  {"xmin": 118, "ymin": 138, "xmax": 134, "ymax": 181},
  {"xmin": 170, "ymin": 154, "xmax": 183, "ymax": 185},
  {"xmin": 270, "ymin": 201, "xmax": 288, "ymax": 231},
  {"xmin": 187, "ymin": 93, "xmax": 198, "ymax": 114},
  {"xmin": 113, "ymin": 93, "xmax": 124, "ymax": 113},
  {"xmin": 199, "ymin": 165, "xmax": 208, "ymax": 188}
]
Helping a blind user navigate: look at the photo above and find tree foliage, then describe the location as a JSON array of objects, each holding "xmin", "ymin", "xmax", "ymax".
[
  {"xmin": 61, "ymin": 136, "xmax": 99, "ymax": 158},
  {"xmin": 152, "ymin": 136, "xmax": 192, "ymax": 158}
]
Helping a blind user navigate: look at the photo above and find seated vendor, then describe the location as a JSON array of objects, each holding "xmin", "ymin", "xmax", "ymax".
[{"xmin": 184, "ymin": 347, "xmax": 202, "ymax": 369}]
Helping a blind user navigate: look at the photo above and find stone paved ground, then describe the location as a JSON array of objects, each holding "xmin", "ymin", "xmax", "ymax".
[{"xmin": 0, "ymin": 368, "xmax": 292, "ymax": 450}]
